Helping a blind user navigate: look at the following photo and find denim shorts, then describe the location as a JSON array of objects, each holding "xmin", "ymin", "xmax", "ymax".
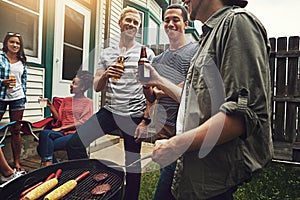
[{"xmin": 0, "ymin": 98, "xmax": 26, "ymax": 113}]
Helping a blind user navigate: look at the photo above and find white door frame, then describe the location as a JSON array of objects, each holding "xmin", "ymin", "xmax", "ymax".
[{"xmin": 53, "ymin": 0, "xmax": 91, "ymax": 97}]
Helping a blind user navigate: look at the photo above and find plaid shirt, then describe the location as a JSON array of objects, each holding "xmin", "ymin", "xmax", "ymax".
[{"xmin": 0, "ymin": 51, "xmax": 27, "ymax": 100}]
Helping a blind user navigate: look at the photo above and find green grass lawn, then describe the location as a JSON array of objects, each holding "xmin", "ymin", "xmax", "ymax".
[{"xmin": 139, "ymin": 162, "xmax": 300, "ymax": 200}]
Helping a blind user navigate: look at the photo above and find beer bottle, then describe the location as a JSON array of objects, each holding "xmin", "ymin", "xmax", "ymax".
[
  {"xmin": 138, "ymin": 46, "xmax": 150, "ymax": 82},
  {"xmin": 112, "ymin": 47, "xmax": 126, "ymax": 81}
]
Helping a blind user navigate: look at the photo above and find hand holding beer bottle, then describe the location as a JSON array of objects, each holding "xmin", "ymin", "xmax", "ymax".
[
  {"xmin": 8, "ymin": 74, "xmax": 16, "ymax": 88},
  {"xmin": 138, "ymin": 46, "xmax": 151, "ymax": 82},
  {"xmin": 2, "ymin": 74, "xmax": 17, "ymax": 89},
  {"xmin": 112, "ymin": 47, "xmax": 126, "ymax": 81}
]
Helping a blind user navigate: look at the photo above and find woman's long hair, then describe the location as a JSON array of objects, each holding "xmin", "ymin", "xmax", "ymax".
[{"xmin": 2, "ymin": 33, "xmax": 27, "ymax": 64}]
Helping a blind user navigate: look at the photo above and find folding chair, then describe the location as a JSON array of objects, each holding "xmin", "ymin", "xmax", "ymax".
[
  {"xmin": 19, "ymin": 97, "xmax": 71, "ymax": 163},
  {"xmin": 0, "ymin": 121, "xmax": 17, "ymax": 147},
  {"xmin": 19, "ymin": 97, "xmax": 64, "ymax": 141}
]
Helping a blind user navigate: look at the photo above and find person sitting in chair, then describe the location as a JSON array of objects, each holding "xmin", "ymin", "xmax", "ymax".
[{"xmin": 37, "ymin": 70, "xmax": 93, "ymax": 166}]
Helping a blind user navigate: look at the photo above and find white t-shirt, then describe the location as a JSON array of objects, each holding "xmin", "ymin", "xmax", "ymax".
[
  {"xmin": 97, "ymin": 43, "xmax": 155, "ymax": 117},
  {"xmin": 5, "ymin": 61, "xmax": 25, "ymax": 100}
]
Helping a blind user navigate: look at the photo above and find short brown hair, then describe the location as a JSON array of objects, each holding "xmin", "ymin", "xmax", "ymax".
[
  {"xmin": 222, "ymin": 0, "xmax": 248, "ymax": 8},
  {"xmin": 165, "ymin": 4, "xmax": 188, "ymax": 22}
]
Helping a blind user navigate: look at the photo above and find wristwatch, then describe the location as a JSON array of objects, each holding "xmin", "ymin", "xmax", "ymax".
[{"xmin": 142, "ymin": 116, "xmax": 151, "ymax": 125}]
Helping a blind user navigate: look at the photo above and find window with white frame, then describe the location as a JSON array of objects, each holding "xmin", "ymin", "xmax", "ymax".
[
  {"xmin": 148, "ymin": 17, "xmax": 159, "ymax": 45},
  {"xmin": 0, "ymin": 0, "xmax": 43, "ymax": 63},
  {"xmin": 135, "ymin": 11, "xmax": 144, "ymax": 44}
]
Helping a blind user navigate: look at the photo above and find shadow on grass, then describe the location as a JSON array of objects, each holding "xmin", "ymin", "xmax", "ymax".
[{"xmin": 139, "ymin": 162, "xmax": 300, "ymax": 200}]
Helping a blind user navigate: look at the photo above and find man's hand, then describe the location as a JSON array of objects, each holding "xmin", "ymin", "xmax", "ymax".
[
  {"xmin": 106, "ymin": 64, "xmax": 124, "ymax": 80},
  {"xmin": 153, "ymin": 87, "xmax": 167, "ymax": 99},
  {"xmin": 141, "ymin": 63, "xmax": 182, "ymax": 103},
  {"xmin": 152, "ymin": 138, "xmax": 184, "ymax": 167},
  {"xmin": 134, "ymin": 120, "xmax": 148, "ymax": 143},
  {"xmin": 140, "ymin": 63, "xmax": 163, "ymax": 87}
]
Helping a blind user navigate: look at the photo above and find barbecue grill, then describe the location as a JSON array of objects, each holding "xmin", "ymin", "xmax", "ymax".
[{"xmin": 0, "ymin": 159, "xmax": 124, "ymax": 200}]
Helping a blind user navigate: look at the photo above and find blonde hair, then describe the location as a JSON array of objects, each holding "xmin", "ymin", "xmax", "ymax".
[{"xmin": 119, "ymin": 7, "xmax": 141, "ymax": 23}]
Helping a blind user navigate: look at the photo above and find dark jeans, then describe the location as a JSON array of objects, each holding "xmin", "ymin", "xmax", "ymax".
[
  {"xmin": 153, "ymin": 161, "xmax": 176, "ymax": 200},
  {"xmin": 37, "ymin": 129, "xmax": 73, "ymax": 163},
  {"xmin": 67, "ymin": 108, "xmax": 143, "ymax": 200}
]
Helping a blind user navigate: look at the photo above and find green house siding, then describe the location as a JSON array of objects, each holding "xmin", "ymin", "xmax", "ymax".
[{"xmin": 185, "ymin": 28, "xmax": 200, "ymax": 41}]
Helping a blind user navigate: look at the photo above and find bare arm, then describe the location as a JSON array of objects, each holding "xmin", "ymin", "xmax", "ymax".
[
  {"xmin": 94, "ymin": 63, "xmax": 125, "ymax": 92},
  {"xmin": 156, "ymin": 78, "xmax": 182, "ymax": 103},
  {"xmin": 93, "ymin": 69, "xmax": 109, "ymax": 92},
  {"xmin": 134, "ymin": 100, "xmax": 153, "ymax": 142},
  {"xmin": 52, "ymin": 121, "xmax": 82, "ymax": 132},
  {"xmin": 42, "ymin": 98, "xmax": 59, "ymax": 119},
  {"xmin": 143, "ymin": 86, "xmax": 156, "ymax": 103},
  {"xmin": 142, "ymin": 63, "xmax": 182, "ymax": 103},
  {"xmin": 152, "ymin": 112, "xmax": 245, "ymax": 166},
  {"xmin": 176, "ymin": 112, "xmax": 245, "ymax": 151}
]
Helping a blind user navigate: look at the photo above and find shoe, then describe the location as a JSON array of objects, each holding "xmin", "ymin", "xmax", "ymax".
[
  {"xmin": 0, "ymin": 169, "xmax": 26, "ymax": 187},
  {"xmin": 14, "ymin": 167, "xmax": 26, "ymax": 172}
]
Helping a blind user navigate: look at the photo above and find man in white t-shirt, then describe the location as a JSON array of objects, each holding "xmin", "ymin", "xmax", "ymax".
[{"xmin": 66, "ymin": 7, "xmax": 154, "ymax": 200}]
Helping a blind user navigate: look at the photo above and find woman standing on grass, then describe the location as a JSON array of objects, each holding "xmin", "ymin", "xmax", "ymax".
[{"xmin": 0, "ymin": 32, "xmax": 27, "ymax": 171}]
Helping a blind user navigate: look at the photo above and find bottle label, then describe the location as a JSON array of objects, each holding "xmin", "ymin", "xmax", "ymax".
[
  {"xmin": 138, "ymin": 63, "xmax": 151, "ymax": 82},
  {"xmin": 138, "ymin": 46, "xmax": 150, "ymax": 82},
  {"xmin": 144, "ymin": 66, "xmax": 150, "ymax": 78}
]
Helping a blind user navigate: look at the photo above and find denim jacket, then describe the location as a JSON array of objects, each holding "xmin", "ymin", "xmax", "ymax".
[{"xmin": 172, "ymin": 6, "xmax": 274, "ymax": 199}]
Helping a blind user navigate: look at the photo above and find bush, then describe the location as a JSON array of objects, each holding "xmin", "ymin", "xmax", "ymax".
[{"xmin": 140, "ymin": 162, "xmax": 300, "ymax": 200}]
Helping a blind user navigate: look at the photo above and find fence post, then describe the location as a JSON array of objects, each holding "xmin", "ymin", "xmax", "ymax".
[
  {"xmin": 269, "ymin": 38, "xmax": 276, "ymax": 140},
  {"xmin": 273, "ymin": 37, "xmax": 287, "ymax": 141},
  {"xmin": 285, "ymin": 36, "xmax": 299, "ymax": 142}
]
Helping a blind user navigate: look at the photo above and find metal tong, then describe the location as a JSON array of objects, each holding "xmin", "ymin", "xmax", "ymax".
[{"xmin": 107, "ymin": 153, "xmax": 152, "ymax": 168}]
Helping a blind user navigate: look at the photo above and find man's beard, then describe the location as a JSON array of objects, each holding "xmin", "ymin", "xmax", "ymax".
[
  {"xmin": 190, "ymin": 11, "xmax": 197, "ymax": 21},
  {"xmin": 189, "ymin": 1, "xmax": 202, "ymax": 21}
]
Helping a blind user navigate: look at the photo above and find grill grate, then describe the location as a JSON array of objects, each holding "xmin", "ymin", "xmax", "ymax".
[
  {"xmin": 0, "ymin": 159, "xmax": 124, "ymax": 200},
  {"xmin": 62, "ymin": 168, "xmax": 123, "ymax": 199}
]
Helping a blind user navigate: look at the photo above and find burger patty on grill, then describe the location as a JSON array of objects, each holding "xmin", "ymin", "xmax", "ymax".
[
  {"xmin": 93, "ymin": 173, "xmax": 109, "ymax": 182},
  {"xmin": 91, "ymin": 184, "xmax": 111, "ymax": 195}
]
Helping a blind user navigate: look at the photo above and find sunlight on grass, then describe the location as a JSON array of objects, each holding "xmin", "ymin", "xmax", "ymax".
[
  {"xmin": 139, "ymin": 162, "xmax": 300, "ymax": 200},
  {"xmin": 139, "ymin": 162, "xmax": 160, "ymax": 200}
]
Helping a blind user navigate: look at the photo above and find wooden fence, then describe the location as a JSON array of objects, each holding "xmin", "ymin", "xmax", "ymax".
[
  {"xmin": 149, "ymin": 36, "xmax": 300, "ymax": 162},
  {"xmin": 270, "ymin": 36, "xmax": 300, "ymax": 162}
]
